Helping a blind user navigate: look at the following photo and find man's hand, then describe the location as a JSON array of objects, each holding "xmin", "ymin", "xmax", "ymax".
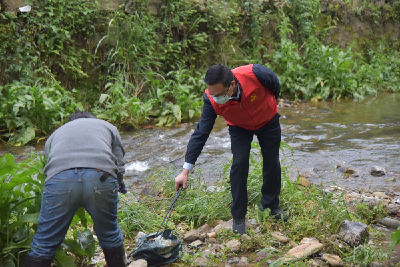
[
  {"xmin": 119, "ymin": 181, "xmax": 127, "ymax": 194},
  {"xmin": 175, "ymin": 169, "xmax": 189, "ymax": 191}
]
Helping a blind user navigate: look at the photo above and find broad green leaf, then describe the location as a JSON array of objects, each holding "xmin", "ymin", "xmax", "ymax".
[
  {"xmin": 172, "ymin": 105, "xmax": 181, "ymax": 122},
  {"xmin": 19, "ymin": 126, "xmax": 36, "ymax": 146},
  {"xmin": 156, "ymin": 116, "xmax": 168, "ymax": 126},
  {"xmin": 73, "ymin": 207, "xmax": 88, "ymax": 228},
  {"xmin": 390, "ymin": 227, "xmax": 400, "ymax": 252},
  {"xmin": 77, "ymin": 229, "xmax": 95, "ymax": 250},
  {"xmin": 189, "ymin": 109, "xmax": 195, "ymax": 118},
  {"xmin": 99, "ymin": 94, "xmax": 109, "ymax": 104},
  {"xmin": 55, "ymin": 247, "xmax": 75, "ymax": 267},
  {"xmin": 62, "ymin": 239, "xmax": 86, "ymax": 257}
]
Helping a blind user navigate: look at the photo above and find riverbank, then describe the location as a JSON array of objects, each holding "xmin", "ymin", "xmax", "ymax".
[{"xmin": 91, "ymin": 161, "xmax": 400, "ymax": 266}]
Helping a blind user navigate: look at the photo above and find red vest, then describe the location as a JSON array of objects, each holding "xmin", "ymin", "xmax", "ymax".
[{"xmin": 206, "ymin": 64, "xmax": 277, "ymax": 130}]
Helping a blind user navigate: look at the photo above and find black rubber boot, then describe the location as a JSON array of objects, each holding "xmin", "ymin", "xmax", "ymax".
[
  {"xmin": 26, "ymin": 255, "xmax": 53, "ymax": 267},
  {"xmin": 103, "ymin": 244, "xmax": 127, "ymax": 267}
]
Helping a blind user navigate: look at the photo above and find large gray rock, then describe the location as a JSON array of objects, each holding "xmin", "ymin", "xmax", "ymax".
[
  {"xmin": 371, "ymin": 166, "xmax": 387, "ymax": 176},
  {"xmin": 191, "ymin": 256, "xmax": 209, "ymax": 267},
  {"xmin": 271, "ymin": 232, "xmax": 289, "ymax": 243},
  {"xmin": 339, "ymin": 220, "xmax": 368, "ymax": 247},
  {"xmin": 197, "ymin": 224, "xmax": 212, "ymax": 234},
  {"xmin": 377, "ymin": 217, "xmax": 400, "ymax": 229},
  {"xmin": 225, "ymin": 240, "xmax": 241, "ymax": 253},
  {"xmin": 321, "ymin": 253, "xmax": 343, "ymax": 266},
  {"xmin": 386, "ymin": 204, "xmax": 399, "ymax": 215},
  {"xmin": 281, "ymin": 241, "xmax": 323, "ymax": 263},
  {"xmin": 184, "ymin": 229, "xmax": 200, "ymax": 242}
]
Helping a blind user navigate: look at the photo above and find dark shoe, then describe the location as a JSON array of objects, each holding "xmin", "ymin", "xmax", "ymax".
[
  {"xmin": 103, "ymin": 244, "xmax": 127, "ymax": 267},
  {"xmin": 26, "ymin": 255, "xmax": 53, "ymax": 267},
  {"xmin": 232, "ymin": 218, "xmax": 246, "ymax": 235},
  {"xmin": 271, "ymin": 208, "xmax": 289, "ymax": 222},
  {"xmin": 259, "ymin": 205, "xmax": 289, "ymax": 222}
]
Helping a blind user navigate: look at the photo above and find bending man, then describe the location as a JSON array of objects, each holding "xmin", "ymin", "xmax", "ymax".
[
  {"xmin": 27, "ymin": 112, "xmax": 127, "ymax": 267},
  {"xmin": 174, "ymin": 64, "xmax": 288, "ymax": 235}
]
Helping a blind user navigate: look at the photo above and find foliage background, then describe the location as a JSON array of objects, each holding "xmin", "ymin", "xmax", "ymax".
[{"xmin": 0, "ymin": 0, "xmax": 399, "ymax": 145}]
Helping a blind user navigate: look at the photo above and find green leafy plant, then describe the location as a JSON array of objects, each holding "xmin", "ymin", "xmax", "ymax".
[
  {"xmin": 0, "ymin": 82, "xmax": 83, "ymax": 145},
  {"xmin": 0, "ymin": 153, "xmax": 45, "ymax": 266},
  {"xmin": 91, "ymin": 74, "xmax": 152, "ymax": 129}
]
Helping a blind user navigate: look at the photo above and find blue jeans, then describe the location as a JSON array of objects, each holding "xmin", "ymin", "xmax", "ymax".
[{"xmin": 29, "ymin": 168, "xmax": 124, "ymax": 259}]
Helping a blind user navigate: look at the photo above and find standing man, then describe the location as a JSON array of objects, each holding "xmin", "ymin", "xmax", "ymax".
[
  {"xmin": 27, "ymin": 112, "xmax": 127, "ymax": 267},
  {"xmin": 175, "ymin": 64, "xmax": 288, "ymax": 235}
]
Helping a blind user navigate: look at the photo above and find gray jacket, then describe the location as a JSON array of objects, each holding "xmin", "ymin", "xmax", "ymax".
[{"xmin": 43, "ymin": 118, "xmax": 125, "ymax": 182}]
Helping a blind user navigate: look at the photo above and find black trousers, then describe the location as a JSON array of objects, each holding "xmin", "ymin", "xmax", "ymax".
[{"xmin": 228, "ymin": 114, "xmax": 281, "ymax": 219}]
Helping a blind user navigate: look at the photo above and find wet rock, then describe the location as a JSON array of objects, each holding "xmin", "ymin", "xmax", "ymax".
[
  {"xmin": 343, "ymin": 167, "xmax": 356, "ymax": 174},
  {"xmin": 324, "ymin": 186, "xmax": 345, "ymax": 194},
  {"xmin": 128, "ymin": 259, "xmax": 148, "ymax": 267},
  {"xmin": 373, "ymin": 192, "xmax": 389, "ymax": 199},
  {"xmin": 386, "ymin": 204, "xmax": 399, "ymax": 215},
  {"xmin": 297, "ymin": 177, "xmax": 311, "ymax": 188},
  {"xmin": 208, "ymin": 238, "xmax": 217, "ymax": 244},
  {"xmin": 184, "ymin": 229, "xmax": 200, "ymax": 242},
  {"xmin": 321, "ymin": 254, "xmax": 343, "ymax": 266},
  {"xmin": 135, "ymin": 232, "xmax": 146, "ymax": 243},
  {"xmin": 339, "ymin": 220, "xmax": 368, "ymax": 247},
  {"xmin": 255, "ymin": 250, "xmax": 271, "ymax": 262},
  {"xmin": 197, "ymin": 224, "xmax": 212, "ymax": 234},
  {"xmin": 359, "ymin": 187, "xmax": 367, "ymax": 194},
  {"xmin": 308, "ymin": 259, "xmax": 328, "ymax": 266},
  {"xmin": 207, "ymin": 232, "xmax": 216, "ymax": 238},
  {"xmin": 228, "ymin": 257, "xmax": 240, "ymax": 264},
  {"xmin": 213, "ymin": 221, "xmax": 232, "ymax": 233},
  {"xmin": 371, "ymin": 166, "xmax": 387, "ymax": 176},
  {"xmin": 377, "ymin": 217, "xmax": 400, "ymax": 229},
  {"xmin": 271, "ymin": 231, "xmax": 289, "ymax": 243},
  {"xmin": 226, "ymin": 240, "xmax": 241, "ymax": 252},
  {"xmin": 191, "ymin": 256, "xmax": 209, "ymax": 266},
  {"xmin": 237, "ymin": 256, "xmax": 248, "ymax": 266},
  {"xmin": 300, "ymin": 237, "xmax": 319, "ymax": 244},
  {"xmin": 282, "ymin": 241, "xmax": 323, "ymax": 262},
  {"xmin": 190, "ymin": 240, "xmax": 203, "ymax": 247},
  {"xmin": 199, "ymin": 233, "xmax": 206, "ymax": 241}
]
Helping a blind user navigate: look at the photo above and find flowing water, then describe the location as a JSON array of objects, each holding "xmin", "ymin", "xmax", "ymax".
[{"xmin": 1, "ymin": 93, "xmax": 399, "ymax": 192}]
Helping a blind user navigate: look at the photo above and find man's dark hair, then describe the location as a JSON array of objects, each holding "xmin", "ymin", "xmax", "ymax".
[
  {"xmin": 204, "ymin": 64, "xmax": 233, "ymax": 87},
  {"xmin": 68, "ymin": 111, "xmax": 96, "ymax": 122}
]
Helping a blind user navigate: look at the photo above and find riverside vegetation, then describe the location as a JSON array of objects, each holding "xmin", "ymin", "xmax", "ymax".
[
  {"xmin": 1, "ymin": 0, "xmax": 400, "ymax": 266},
  {"xmin": 0, "ymin": 0, "xmax": 400, "ymax": 145},
  {"xmin": 1, "ymin": 142, "xmax": 399, "ymax": 266}
]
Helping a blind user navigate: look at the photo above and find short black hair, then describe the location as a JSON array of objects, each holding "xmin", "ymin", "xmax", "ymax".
[
  {"xmin": 204, "ymin": 64, "xmax": 233, "ymax": 87},
  {"xmin": 68, "ymin": 111, "xmax": 96, "ymax": 122}
]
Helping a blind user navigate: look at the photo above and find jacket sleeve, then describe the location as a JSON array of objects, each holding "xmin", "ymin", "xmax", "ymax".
[
  {"xmin": 112, "ymin": 129, "xmax": 126, "ymax": 184},
  {"xmin": 184, "ymin": 93, "xmax": 217, "ymax": 166},
  {"xmin": 253, "ymin": 64, "xmax": 281, "ymax": 99}
]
